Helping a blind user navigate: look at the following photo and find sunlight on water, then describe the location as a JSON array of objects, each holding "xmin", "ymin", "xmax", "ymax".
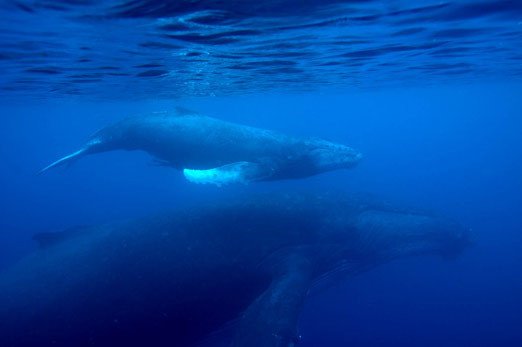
[{"xmin": 1, "ymin": 0, "xmax": 521, "ymax": 99}]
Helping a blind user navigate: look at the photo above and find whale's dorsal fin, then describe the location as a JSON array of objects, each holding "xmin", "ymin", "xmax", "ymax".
[{"xmin": 175, "ymin": 106, "xmax": 200, "ymax": 116}]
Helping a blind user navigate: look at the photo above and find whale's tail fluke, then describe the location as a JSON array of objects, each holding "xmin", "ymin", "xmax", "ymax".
[{"xmin": 38, "ymin": 147, "xmax": 88, "ymax": 175}]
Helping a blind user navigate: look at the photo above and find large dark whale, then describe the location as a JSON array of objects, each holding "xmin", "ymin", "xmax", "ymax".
[
  {"xmin": 39, "ymin": 108, "xmax": 362, "ymax": 185},
  {"xmin": 0, "ymin": 193, "xmax": 469, "ymax": 347}
]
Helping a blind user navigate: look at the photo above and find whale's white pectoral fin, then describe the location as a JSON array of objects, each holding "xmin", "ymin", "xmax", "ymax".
[{"xmin": 183, "ymin": 161, "xmax": 274, "ymax": 186}]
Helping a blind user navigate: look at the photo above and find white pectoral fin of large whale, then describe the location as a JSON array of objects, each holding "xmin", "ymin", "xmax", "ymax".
[{"xmin": 183, "ymin": 161, "xmax": 273, "ymax": 186}]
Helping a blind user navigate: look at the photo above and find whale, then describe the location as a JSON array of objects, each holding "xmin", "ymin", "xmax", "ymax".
[
  {"xmin": 39, "ymin": 108, "xmax": 362, "ymax": 185},
  {"xmin": 0, "ymin": 193, "xmax": 469, "ymax": 347}
]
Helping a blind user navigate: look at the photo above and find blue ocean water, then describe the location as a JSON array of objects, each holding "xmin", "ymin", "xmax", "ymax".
[{"xmin": 1, "ymin": 1, "xmax": 522, "ymax": 346}]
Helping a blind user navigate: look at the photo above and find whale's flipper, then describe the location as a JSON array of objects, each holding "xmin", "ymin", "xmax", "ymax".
[
  {"xmin": 183, "ymin": 161, "xmax": 275, "ymax": 186},
  {"xmin": 38, "ymin": 147, "xmax": 87, "ymax": 175},
  {"xmin": 231, "ymin": 253, "xmax": 312, "ymax": 347}
]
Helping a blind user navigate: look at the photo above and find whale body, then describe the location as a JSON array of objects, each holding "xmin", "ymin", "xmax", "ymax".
[
  {"xmin": 39, "ymin": 109, "xmax": 362, "ymax": 185},
  {"xmin": 0, "ymin": 193, "xmax": 469, "ymax": 347}
]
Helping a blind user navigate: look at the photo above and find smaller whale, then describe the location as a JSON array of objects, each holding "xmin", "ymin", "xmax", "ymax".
[{"xmin": 39, "ymin": 108, "xmax": 362, "ymax": 185}]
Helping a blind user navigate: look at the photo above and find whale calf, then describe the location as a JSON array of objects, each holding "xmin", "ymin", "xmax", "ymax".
[
  {"xmin": 39, "ymin": 108, "xmax": 362, "ymax": 185},
  {"xmin": 0, "ymin": 193, "xmax": 469, "ymax": 347}
]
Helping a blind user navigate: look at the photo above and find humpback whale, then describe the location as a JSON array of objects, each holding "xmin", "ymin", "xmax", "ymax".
[
  {"xmin": 0, "ymin": 193, "xmax": 469, "ymax": 347},
  {"xmin": 39, "ymin": 109, "xmax": 362, "ymax": 185}
]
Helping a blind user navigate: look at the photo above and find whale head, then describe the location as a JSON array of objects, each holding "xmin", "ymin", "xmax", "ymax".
[
  {"xmin": 350, "ymin": 210, "xmax": 471, "ymax": 262},
  {"xmin": 308, "ymin": 139, "xmax": 362, "ymax": 173},
  {"xmin": 315, "ymin": 202, "xmax": 472, "ymax": 290}
]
